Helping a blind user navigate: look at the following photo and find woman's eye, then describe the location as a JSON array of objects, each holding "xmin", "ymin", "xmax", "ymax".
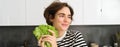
[
  {"xmin": 58, "ymin": 14, "xmax": 64, "ymax": 17},
  {"xmin": 60, "ymin": 15, "xmax": 64, "ymax": 17},
  {"xmin": 68, "ymin": 15, "xmax": 71, "ymax": 19}
]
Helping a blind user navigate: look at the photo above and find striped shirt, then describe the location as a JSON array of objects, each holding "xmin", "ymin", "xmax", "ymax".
[{"xmin": 57, "ymin": 30, "xmax": 88, "ymax": 47}]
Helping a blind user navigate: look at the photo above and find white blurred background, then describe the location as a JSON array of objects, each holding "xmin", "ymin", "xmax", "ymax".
[{"xmin": 0, "ymin": 0, "xmax": 120, "ymax": 26}]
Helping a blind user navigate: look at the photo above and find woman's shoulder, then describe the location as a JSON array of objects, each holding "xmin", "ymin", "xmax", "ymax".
[
  {"xmin": 68, "ymin": 30, "xmax": 82, "ymax": 35},
  {"xmin": 67, "ymin": 30, "xmax": 83, "ymax": 37}
]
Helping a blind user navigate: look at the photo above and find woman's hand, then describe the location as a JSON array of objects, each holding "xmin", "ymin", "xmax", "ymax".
[{"xmin": 38, "ymin": 29, "xmax": 57, "ymax": 47}]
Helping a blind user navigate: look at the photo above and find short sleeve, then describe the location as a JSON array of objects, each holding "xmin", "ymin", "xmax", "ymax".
[{"xmin": 73, "ymin": 31, "xmax": 88, "ymax": 47}]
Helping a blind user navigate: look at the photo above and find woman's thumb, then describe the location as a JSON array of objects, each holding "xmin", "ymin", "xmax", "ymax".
[{"xmin": 48, "ymin": 29, "xmax": 55, "ymax": 37}]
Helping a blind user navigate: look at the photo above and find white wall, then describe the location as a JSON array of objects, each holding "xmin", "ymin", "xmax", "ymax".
[
  {"xmin": 26, "ymin": 0, "xmax": 54, "ymax": 25},
  {"xmin": 0, "ymin": 0, "xmax": 26, "ymax": 26},
  {"xmin": 0, "ymin": 0, "xmax": 120, "ymax": 26}
]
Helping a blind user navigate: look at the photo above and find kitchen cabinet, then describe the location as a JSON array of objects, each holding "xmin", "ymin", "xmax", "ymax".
[
  {"xmin": 0, "ymin": 0, "xmax": 26, "ymax": 26},
  {"xmin": 83, "ymin": 0, "xmax": 102, "ymax": 25},
  {"xmin": 26, "ymin": 0, "xmax": 83, "ymax": 25},
  {"xmin": 67, "ymin": 0, "xmax": 84, "ymax": 25},
  {"xmin": 0, "ymin": 0, "xmax": 120, "ymax": 26},
  {"xmin": 83, "ymin": 0, "xmax": 120, "ymax": 25},
  {"xmin": 25, "ymin": 0, "xmax": 54, "ymax": 25},
  {"xmin": 101, "ymin": 0, "xmax": 120, "ymax": 24},
  {"xmin": 26, "ymin": 0, "xmax": 120, "ymax": 25}
]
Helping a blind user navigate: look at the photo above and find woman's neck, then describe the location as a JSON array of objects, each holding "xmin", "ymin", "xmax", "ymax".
[{"xmin": 58, "ymin": 30, "xmax": 66, "ymax": 37}]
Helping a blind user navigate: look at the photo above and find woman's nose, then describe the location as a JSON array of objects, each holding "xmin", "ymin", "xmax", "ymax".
[{"xmin": 64, "ymin": 17, "xmax": 69, "ymax": 22}]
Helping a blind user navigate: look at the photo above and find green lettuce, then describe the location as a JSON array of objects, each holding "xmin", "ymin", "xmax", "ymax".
[{"xmin": 33, "ymin": 24, "xmax": 58, "ymax": 47}]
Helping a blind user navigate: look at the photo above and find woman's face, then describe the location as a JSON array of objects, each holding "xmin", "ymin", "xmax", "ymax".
[{"xmin": 51, "ymin": 6, "xmax": 72, "ymax": 32}]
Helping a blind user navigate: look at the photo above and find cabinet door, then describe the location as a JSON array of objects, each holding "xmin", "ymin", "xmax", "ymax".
[
  {"xmin": 0, "ymin": 0, "xmax": 9, "ymax": 25},
  {"xmin": 26, "ymin": 0, "xmax": 83, "ymax": 25},
  {"xmin": 26, "ymin": 0, "xmax": 54, "ymax": 25},
  {"xmin": 83, "ymin": 0, "xmax": 120, "ymax": 25},
  {"xmin": 101, "ymin": 0, "xmax": 120, "ymax": 24},
  {"xmin": 66, "ymin": 0, "xmax": 84, "ymax": 25},
  {"xmin": 83, "ymin": 0, "xmax": 102, "ymax": 25},
  {"xmin": 0, "ymin": 0, "xmax": 26, "ymax": 26}
]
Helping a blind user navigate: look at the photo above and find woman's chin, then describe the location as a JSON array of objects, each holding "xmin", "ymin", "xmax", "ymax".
[{"xmin": 62, "ymin": 27, "xmax": 68, "ymax": 31}]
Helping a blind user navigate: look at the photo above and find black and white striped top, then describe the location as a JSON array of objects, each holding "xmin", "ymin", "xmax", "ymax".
[{"xmin": 57, "ymin": 30, "xmax": 88, "ymax": 47}]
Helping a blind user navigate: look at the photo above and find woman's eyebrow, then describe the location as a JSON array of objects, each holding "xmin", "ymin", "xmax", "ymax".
[
  {"xmin": 57, "ymin": 13, "xmax": 71, "ymax": 15},
  {"xmin": 57, "ymin": 13, "xmax": 65, "ymax": 15}
]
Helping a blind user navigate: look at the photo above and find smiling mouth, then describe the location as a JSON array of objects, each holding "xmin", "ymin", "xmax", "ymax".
[{"xmin": 62, "ymin": 24, "xmax": 68, "ymax": 27}]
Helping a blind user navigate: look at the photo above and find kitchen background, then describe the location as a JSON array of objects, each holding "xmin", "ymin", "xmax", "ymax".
[
  {"xmin": 0, "ymin": 0, "xmax": 120, "ymax": 25},
  {"xmin": 0, "ymin": 0, "xmax": 120, "ymax": 47}
]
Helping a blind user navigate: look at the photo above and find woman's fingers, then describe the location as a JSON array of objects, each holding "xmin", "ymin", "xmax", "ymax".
[
  {"xmin": 42, "ymin": 35, "xmax": 55, "ymax": 40},
  {"xmin": 38, "ymin": 35, "xmax": 50, "ymax": 46},
  {"xmin": 41, "ymin": 40, "xmax": 45, "ymax": 47},
  {"xmin": 48, "ymin": 29, "xmax": 55, "ymax": 37},
  {"xmin": 38, "ymin": 37, "xmax": 42, "ymax": 46},
  {"xmin": 39, "ymin": 35, "xmax": 57, "ymax": 47},
  {"xmin": 42, "ymin": 35, "xmax": 57, "ymax": 45},
  {"xmin": 38, "ymin": 35, "xmax": 51, "ymax": 47},
  {"xmin": 38, "ymin": 29, "xmax": 57, "ymax": 47}
]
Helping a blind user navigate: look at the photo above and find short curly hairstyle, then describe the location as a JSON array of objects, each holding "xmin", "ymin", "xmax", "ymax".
[{"xmin": 44, "ymin": 2, "xmax": 74, "ymax": 25}]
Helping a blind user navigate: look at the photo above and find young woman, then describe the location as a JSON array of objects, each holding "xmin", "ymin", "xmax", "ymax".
[{"xmin": 39, "ymin": 2, "xmax": 88, "ymax": 47}]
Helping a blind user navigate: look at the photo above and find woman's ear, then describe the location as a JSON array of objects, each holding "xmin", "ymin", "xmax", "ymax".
[
  {"xmin": 50, "ymin": 19, "xmax": 53, "ymax": 22},
  {"xmin": 49, "ymin": 15, "xmax": 54, "ymax": 22}
]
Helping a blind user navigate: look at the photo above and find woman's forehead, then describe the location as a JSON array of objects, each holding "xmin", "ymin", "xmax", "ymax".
[{"xmin": 56, "ymin": 7, "xmax": 71, "ymax": 15}]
